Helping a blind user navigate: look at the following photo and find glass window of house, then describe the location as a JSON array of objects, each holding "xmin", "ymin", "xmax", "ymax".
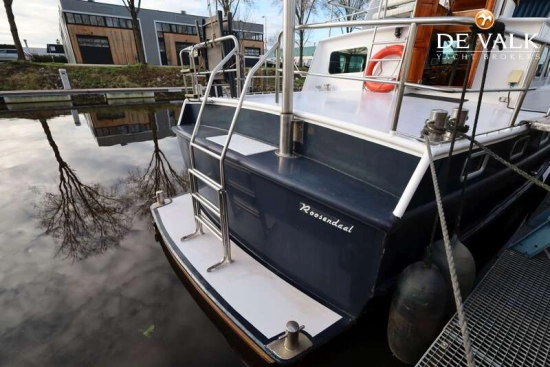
[
  {"xmin": 81, "ymin": 14, "xmax": 91, "ymax": 25},
  {"xmin": 66, "ymin": 13, "xmax": 75, "ymax": 24},
  {"xmin": 74, "ymin": 14, "xmax": 82, "ymax": 24}
]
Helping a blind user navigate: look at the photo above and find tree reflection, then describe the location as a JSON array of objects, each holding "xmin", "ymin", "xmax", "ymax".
[
  {"xmin": 125, "ymin": 112, "xmax": 188, "ymax": 218},
  {"xmin": 35, "ymin": 118, "xmax": 132, "ymax": 260}
]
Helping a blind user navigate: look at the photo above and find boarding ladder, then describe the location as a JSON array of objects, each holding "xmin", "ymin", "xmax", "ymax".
[
  {"xmin": 181, "ymin": 36, "xmax": 280, "ymax": 272},
  {"xmin": 365, "ymin": 0, "xmax": 415, "ymax": 84}
]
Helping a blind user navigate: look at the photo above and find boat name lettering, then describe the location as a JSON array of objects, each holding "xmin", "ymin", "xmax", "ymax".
[{"xmin": 299, "ymin": 202, "xmax": 354, "ymax": 234}]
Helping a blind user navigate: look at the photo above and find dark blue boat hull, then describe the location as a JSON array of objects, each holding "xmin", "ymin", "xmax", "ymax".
[{"xmin": 174, "ymin": 102, "xmax": 550, "ymax": 320}]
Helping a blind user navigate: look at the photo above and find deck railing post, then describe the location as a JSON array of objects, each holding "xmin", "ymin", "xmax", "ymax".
[
  {"xmin": 509, "ymin": 45, "xmax": 545, "ymax": 126},
  {"xmin": 275, "ymin": 31, "xmax": 283, "ymax": 104},
  {"xmin": 390, "ymin": 22, "xmax": 417, "ymax": 132},
  {"xmin": 279, "ymin": 0, "xmax": 296, "ymax": 157}
]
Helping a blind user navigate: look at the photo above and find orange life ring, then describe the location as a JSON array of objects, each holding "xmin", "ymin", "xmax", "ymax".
[{"xmin": 364, "ymin": 45, "xmax": 404, "ymax": 93}]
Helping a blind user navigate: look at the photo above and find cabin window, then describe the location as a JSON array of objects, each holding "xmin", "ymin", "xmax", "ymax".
[
  {"xmin": 423, "ymin": 32, "xmax": 474, "ymax": 87},
  {"xmin": 510, "ymin": 136, "xmax": 530, "ymax": 160},
  {"xmin": 328, "ymin": 47, "xmax": 368, "ymax": 74},
  {"xmin": 460, "ymin": 151, "xmax": 489, "ymax": 182}
]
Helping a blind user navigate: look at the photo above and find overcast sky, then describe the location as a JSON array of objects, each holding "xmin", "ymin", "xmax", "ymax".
[{"xmin": 0, "ymin": 0, "xmax": 330, "ymax": 48}]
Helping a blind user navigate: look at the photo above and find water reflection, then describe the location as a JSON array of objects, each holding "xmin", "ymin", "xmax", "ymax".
[
  {"xmin": 84, "ymin": 107, "xmax": 176, "ymax": 146},
  {"xmin": 34, "ymin": 117, "xmax": 132, "ymax": 260},
  {"xmin": 0, "ymin": 104, "xmax": 242, "ymax": 367},
  {"xmin": 123, "ymin": 111, "xmax": 189, "ymax": 217}
]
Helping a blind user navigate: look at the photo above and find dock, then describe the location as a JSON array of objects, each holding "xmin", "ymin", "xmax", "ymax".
[
  {"xmin": 416, "ymin": 225, "xmax": 550, "ymax": 366},
  {"xmin": 0, "ymin": 86, "xmax": 190, "ymax": 98}
]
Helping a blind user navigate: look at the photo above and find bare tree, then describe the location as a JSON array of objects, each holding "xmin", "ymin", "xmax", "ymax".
[
  {"xmin": 326, "ymin": 0, "xmax": 370, "ymax": 33},
  {"xmin": 34, "ymin": 118, "xmax": 132, "ymax": 261},
  {"xmin": 216, "ymin": 0, "xmax": 252, "ymax": 17},
  {"xmin": 122, "ymin": 0, "xmax": 146, "ymax": 64},
  {"xmin": 296, "ymin": 0, "xmax": 321, "ymax": 67},
  {"xmin": 2, "ymin": 0, "xmax": 25, "ymax": 60},
  {"xmin": 274, "ymin": 0, "xmax": 320, "ymax": 67},
  {"xmin": 125, "ymin": 113, "xmax": 189, "ymax": 218}
]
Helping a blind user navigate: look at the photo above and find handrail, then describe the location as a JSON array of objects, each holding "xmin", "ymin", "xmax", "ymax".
[
  {"xmin": 297, "ymin": 16, "xmax": 477, "ymax": 30},
  {"xmin": 275, "ymin": 31, "xmax": 284, "ymax": 104},
  {"xmin": 301, "ymin": 70, "xmax": 536, "ymax": 93},
  {"xmin": 391, "ymin": 22, "xmax": 416, "ymax": 131},
  {"xmin": 180, "ymin": 35, "xmax": 242, "ymax": 97},
  {"xmin": 189, "ymin": 35, "xmax": 240, "ymax": 151},
  {"xmin": 294, "ymin": 15, "xmax": 550, "ymax": 130},
  {"xmin": 219, "ymin": 41, "xmax": 281, "ymax": 187}
]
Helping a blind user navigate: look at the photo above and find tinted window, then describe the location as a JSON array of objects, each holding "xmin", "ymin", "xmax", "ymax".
[
  {"xmin": 329, "ymin": 47, "xmax": 368, "ymax": 74},
  {"xmin": 66, "ymin": 13, "xmax": 75, "ymax": 24}
]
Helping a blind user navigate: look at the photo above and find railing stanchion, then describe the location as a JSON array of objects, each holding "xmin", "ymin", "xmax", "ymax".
[
  {"xmin": 390, "ymin": 22, "xmax": 417, "ymax": 132},
  {"xmin": 279, "ymin": 0, "xmax": 295, "ymax": 157},
  {"xmin": 275, "ymin": 31, "xmax": 283, "ymax": 104},
  {"xmin": 509, "ymin": 45, "xmax": 545, "ymax": 126}
]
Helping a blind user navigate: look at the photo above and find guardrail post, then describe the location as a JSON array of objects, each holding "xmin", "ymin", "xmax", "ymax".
[
  {"xmin": 390, "ymin": 22, "xmax": 417, "ymax": 132},
  {"xmin": 509, "ymin": 45, "xmax": 545, "ymax": 126},
  {"xmin": 279, "ymin": 0, "xmax": 296, "ymax": 157}
]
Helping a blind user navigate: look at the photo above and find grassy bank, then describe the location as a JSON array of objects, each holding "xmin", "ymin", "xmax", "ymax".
[
  {"xmin": 0, "ymin": 61, "xmax": 305, "ymax": 92},
  {"xmin": 0, "ymin": 62, "xmax": 183, "ymax": 91}
]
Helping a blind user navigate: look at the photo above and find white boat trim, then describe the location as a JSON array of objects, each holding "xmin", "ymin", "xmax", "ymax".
[
  {"xmin": 393, "ymin": 152, "xmax": 430, "ymax": 218},
  {"xmin": 155, "ymin": 194, "xmax": 343, "ymax": 339}
]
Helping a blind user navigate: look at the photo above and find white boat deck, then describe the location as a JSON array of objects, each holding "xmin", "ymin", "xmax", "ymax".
[
  {"xmin": 154, "ymin": 194, "xmax": 342, "ymax": 339},
  {"xmin": 245, "ymin": 90, "xmax": 542, "ymax": 140}
]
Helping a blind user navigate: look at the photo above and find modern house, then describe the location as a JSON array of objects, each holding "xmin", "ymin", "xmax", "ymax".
[
  {"xmin": 58, "ymin": 0, "xmax": 264, "ymax": 66},
  {"xmin": 84, "ymin": 107, "xmax": 180, "ymax": 146}
]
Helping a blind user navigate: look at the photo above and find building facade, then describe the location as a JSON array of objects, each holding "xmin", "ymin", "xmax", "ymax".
[{"xmin": 59, "ymin": 0, "xmax": 264, "ymax": 66}]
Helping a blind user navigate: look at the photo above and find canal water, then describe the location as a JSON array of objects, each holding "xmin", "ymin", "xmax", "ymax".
[{"xmin": 0, "ymin": 102, "xmax": 405, "ymax": 367}]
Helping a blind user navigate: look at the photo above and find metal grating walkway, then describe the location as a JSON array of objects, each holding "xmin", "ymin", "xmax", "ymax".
[{"xmin": 416, "ymin": 250, "xmax": 550, "ymax": 367}]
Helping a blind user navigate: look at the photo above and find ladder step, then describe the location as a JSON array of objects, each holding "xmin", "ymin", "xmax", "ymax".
[
  {"xmin": 369, "ymin": 58, "xmax": 402, "ymax": 62},
  {"xmin": 189, "ymin": 168, "xmax": 223, "ymax": 191},
  {"xmin": 191, "ymin": 141, "xmax": 222, "ymax": 160},
  {"xmin": 195, "ymin": 213, "xmax": 223, "ymax": 241},
  {"xmin": 191, "ymin": 192, "xmax": 221, "ymax": 217},
  {"xmin": 371, "ymin": 40, "xmax": 408, "ymax": 46}
]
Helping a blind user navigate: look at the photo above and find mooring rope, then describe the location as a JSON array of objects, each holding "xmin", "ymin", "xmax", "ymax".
[{"xmin": 425, "ymin": 137, "xmax": 476, "ymax": 367}]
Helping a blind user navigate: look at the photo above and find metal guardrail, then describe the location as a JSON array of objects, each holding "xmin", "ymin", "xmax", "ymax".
[
  {"xmin": 179, "ymin": 35, "xmax": 241, "ymax": 97},
  {"xmin": 291, "ymin": 16, "xmax": 550, "ymax": 130}
]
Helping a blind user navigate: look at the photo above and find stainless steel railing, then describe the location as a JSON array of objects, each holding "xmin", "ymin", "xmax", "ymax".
[
  {"xmin": 290, "ymin": 16, "xmax": 550, "ymax": 130},
  {"xmin": 179, "ymin": 35, "xmax": 241, "ymax": 97}
]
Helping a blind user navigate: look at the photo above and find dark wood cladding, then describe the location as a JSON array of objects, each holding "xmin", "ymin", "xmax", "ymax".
[{"xmin": 67, "ymin": 24, "xmax": 138, "ymax": 64}]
